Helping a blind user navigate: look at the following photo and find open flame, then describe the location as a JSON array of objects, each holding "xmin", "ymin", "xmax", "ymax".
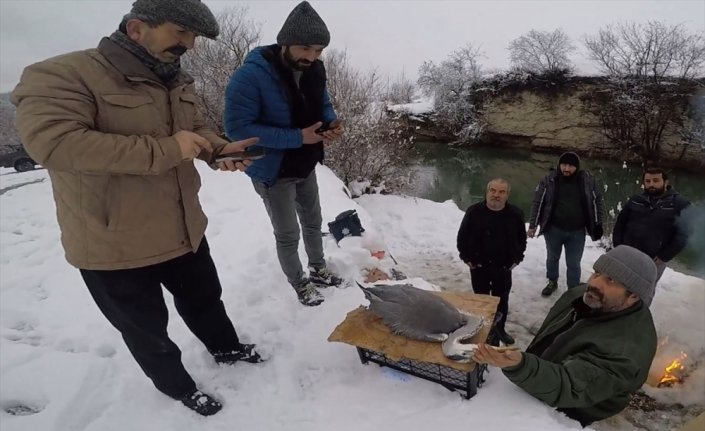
[{"xmin": 658, "ymin": 352, "xmax": 688, "ymax": 387}]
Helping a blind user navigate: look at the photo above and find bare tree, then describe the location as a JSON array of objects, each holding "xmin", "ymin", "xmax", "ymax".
[
  {"xmin": 382, "ymin": 72, "xmax": 415, "ymax": 104},
  {"xmin": 323, "ymin": 49, "xmax": 415, "ymax": 191},
  {"xmin": 508, "ymin": 29, "xmax": 575, "ymax": 73},
  {"xmin": 584, "ymin": 21, "xmax": 705, "ymax": 79},
  {"xmin": 181, "ymin": 6, "xmax": 261, "ymax": 133},
  {"xmin": 417, "ymin": 44, "xmax": 486, "ymax": 141}
]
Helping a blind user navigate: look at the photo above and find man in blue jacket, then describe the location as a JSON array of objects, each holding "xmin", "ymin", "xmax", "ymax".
[
  {"xmin": 612, "ymin": 167, "xmax": 691, "ymax": 281},
  {"xmin": 224, "ymin": 1, "xmax": 344, "ymax": 307}
]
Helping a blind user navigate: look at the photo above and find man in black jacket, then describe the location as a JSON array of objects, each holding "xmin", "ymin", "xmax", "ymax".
[
  {"xmin": 528, "ymin": 152, "xmax": 604, "ymax": 297},
  {"xmin": 613, "ymin": 167, "xmax": 691, "ymax": 281},
  {"xmin": 457, "ymin": 179, "xmax": 527, "ymax": 345}
]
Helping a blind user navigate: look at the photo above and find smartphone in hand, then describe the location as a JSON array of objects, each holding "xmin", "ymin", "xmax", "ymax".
[{"xmin": 215, "ymin": 147, "xmax": 266, "ymax": 163}]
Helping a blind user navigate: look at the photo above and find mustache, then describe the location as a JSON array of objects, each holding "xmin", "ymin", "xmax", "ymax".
[
  {"xmin": 586, "ymin": 285, "xmax": 603, "ymax": 299},
  {"xmin": 166, "ymin": 45, "xmax": 187, "ymax": 56}
]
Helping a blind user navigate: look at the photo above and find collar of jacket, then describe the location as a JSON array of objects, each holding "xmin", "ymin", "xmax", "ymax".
[{"xmin": 97, "ymin": 37, "xmax": 194, "ymax": 88}]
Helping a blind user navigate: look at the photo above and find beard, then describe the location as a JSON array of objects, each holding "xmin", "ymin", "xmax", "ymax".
[
  {"xmin": 486, "ymin": 198, "xmax": 506, "ymax": 211},
  {"xmin": 583, "ymin": 285, "xmax": 604, "ymax": 309},
  {"xmin": 583, "ymin": 285, "xmax": 629, "ymax": 311},
  {"xmin": 645, "ymin": 185, "xmax": 666, "ymax": 196},
  {"xmin": 283, "ymin": 47, "xmax": 312, "ymax": 71}
]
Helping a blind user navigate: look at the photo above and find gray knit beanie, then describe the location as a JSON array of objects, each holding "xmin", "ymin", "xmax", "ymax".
[
  {"xmin": 593, "ymin": 245, "xmax": 658, "ymax": 307},
  {"xmin": 277, "ymin": 1, "xmax": 330, "ymax": 47},
  {"xmin": 128, "ymin": 0, "xmax": 219, "ymax": 39}
]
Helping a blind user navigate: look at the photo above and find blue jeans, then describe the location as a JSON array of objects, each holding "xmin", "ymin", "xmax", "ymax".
[{"xmin": 544, "ymin": 226, "xmax": 586, "ymax": 288}]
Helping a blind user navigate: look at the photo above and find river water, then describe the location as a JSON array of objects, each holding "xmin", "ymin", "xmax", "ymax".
[{"xmin": 404, "ymin": 141, "xmax": 705, "ymax": 277}]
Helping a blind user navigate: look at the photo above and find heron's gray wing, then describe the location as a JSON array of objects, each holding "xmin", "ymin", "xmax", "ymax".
[
  {"xmin": 368, "ymin": 300, "xmax": 448, "ymax": 341},
  {"xmin": 366, "ymin": 284, "xmax": 465, "ymax": 337}
]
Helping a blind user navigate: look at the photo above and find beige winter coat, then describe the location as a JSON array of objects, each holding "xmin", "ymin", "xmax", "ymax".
[{"xmin": 11, "ymin": 38, "xmax": 227, "ymax": 270}]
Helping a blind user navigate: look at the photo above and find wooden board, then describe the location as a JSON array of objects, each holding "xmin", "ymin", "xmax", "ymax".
[{"xmin": 328, "ymin": 291, "xmax": 500, "ymax": 373}]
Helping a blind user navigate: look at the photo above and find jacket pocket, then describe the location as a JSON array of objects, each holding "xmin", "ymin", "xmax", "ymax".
[
  {"xmin": 81, "ymin": 173, "xmax": 121, "ymax": 231},
  {"xmin": 101, "ymin": 94, "xmax": 154, "ymax": 108},
  {"xmin": 99, "ymin": 94, "xmax": 157, "ymax": 135}
]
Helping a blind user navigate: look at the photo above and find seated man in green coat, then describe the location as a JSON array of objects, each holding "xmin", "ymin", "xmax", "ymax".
[{"xmin": 474, "ymin": 245, "xmax": 658, "ymax": 427}]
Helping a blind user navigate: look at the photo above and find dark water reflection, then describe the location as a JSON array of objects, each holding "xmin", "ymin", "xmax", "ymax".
[{"xmin": 405, "ymin": 141, "xmax": 705, "ymax": 277}]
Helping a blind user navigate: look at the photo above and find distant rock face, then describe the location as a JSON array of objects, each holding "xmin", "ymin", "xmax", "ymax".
[
  {"xmin": 414, "ymin": 79, "xmax": 705, "ymax": 172},
  {"xmin": 479, "ymin": 82, "xmax": 704, "ymax": 168}
]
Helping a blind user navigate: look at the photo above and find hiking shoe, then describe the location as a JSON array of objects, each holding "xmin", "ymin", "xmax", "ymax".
[
  {"xmin": 180, "ymin": 389, "xmax": 222, "ymax": 416},
  {"xmin": 541, "ymin": 280, "xmax": 558, "ymax": 297},
  {"xmin": 213, "ymin": 343, "xmax": 264, "ymax": 365},
  {"xmin": 295, "ymin": 282, "xmax": 325, "ymax": 306},
  {"xmin": 309, "ymin": 266, "xmax": 343, "ymax": 287}
]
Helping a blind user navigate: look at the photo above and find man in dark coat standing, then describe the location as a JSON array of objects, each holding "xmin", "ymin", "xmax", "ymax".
[
  {"xmin": 457, "ymin": 179, "xmax": 527, "ymax": 345},
  {"xmin": 528, "ymin": 152, "xmax": 604, "ymax": 297},
  {"xmin": 613, "ymin": 167, "xmax": 691, "ymax": 281}
]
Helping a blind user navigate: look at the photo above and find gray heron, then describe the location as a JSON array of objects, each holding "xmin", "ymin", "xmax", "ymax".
[{"xmin": 358, "ymin": 282, "xmax": 486, "ymax": 363}]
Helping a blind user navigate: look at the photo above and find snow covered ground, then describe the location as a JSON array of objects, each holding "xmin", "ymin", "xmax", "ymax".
[{"xmin": 1, "ymin": 164, "xmax": 703, "ymax": 431}]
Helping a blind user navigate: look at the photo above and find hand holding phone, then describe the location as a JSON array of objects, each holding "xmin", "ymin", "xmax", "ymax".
[{"xmin": 215, "ymin": 146, "xmax": 266, "ymax": 163}]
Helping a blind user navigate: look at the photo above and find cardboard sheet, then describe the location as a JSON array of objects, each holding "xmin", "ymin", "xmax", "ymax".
[{"xmin": 328, "ymin": 291, "xmax": 500, "ymax": 372}]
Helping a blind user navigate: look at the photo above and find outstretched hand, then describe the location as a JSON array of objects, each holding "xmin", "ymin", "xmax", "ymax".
[{"xmin": 473, "ymin": 343, "xmax": 522, "ymax": 368}]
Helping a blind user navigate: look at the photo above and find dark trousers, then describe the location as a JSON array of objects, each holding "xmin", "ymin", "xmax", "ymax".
[
  {"xmin": 80, "ymin": 238, "xmax": 240, "ymax": 399},
  {"xmin": 470, "ymin": 266, "xmax": 512, "ymax": 331}
]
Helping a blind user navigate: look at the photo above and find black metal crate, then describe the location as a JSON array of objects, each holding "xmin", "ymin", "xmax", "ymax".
[{"xmin": 356, "ymin": 347, "xmax": 488, "ymax": 399}]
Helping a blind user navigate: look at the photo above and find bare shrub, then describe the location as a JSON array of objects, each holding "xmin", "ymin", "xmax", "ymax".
[
  {"xmin": 417, "ymin": 44, "xmax": 486, "ymax": 142},
  {"xmin": 181, "ymin": 6, "xmax": 261, "ymax": 132},
  {"xmin": 323, "ymin": 49, "xmax": 415, "ymax": 193}
]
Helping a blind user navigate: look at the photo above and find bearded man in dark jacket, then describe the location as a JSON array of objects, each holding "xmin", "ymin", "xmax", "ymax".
[
  {"xmin": 528, "ymin": 152, "xmax": 604, "ymax": 297},
  {"xmin": 474, "ymin": 245, "xmax": 658, "ymax": 427},
  {"xmin": 613, "ymin": 167, "xmax": 691, "ymax": 281}
]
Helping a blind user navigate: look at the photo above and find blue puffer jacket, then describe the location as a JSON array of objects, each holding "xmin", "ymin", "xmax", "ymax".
[{"xmin": 224, "ymin": 45, "xmax": 337, "ymax": 186}]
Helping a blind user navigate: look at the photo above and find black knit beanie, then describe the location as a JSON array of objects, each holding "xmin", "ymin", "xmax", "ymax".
[{"xmin": 558, "ymin": 152, "xmax": 580, "ymax": 170}]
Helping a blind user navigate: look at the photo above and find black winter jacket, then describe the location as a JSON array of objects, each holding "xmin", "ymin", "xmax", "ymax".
[
  {"xmin": 612, "ymin": 187, "xmax": 690, "ymax": 262},
  {"xmin": 457, "ymin": 202, "xmax": 527, "ymax": 268},
  {"xmin": 529, "ymin": 169, "xmax": 604, "ymax": 240}
]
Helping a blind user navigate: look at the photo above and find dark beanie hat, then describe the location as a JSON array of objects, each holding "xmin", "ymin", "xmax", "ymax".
[
  {"xmin": 558, "ymin": 152, "xmax": 580, "ymax": 169},
  {"xmin": 593, "ymin": 245, "xmax": 658, "ymax": 307},
  {"xmin": 277, "ymin": 1, "xmax": 330, "ymax": 47},
  {"xmin": 128, "ymin": 0, "xmax": 219, "ymax": 39}
]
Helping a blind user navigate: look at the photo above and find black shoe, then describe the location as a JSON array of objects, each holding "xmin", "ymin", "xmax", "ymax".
[
  {"xmin": 213, "ymin": 343, "xmax": 265, "ymax": 365},
  {"xmin": 308, "ymin": 267, "xmax": 343, "ymax": 287},
  {"xmin": 295, "ymin": 282, "xmax": 325, "ymax": 306},
  {"xmin": 180, "ymin": 389, "xmax": 222, "ymax": 416},
  {"xmin": 497, "ymin": 329, "xmax": 515, "ymax": 345},
  {"xmin": 541, "ymin": 280, "xmax": 558, "ymax": 297}
]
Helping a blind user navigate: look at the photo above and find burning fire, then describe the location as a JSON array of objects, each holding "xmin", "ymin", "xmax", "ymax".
[{"xmin": 658, "ymin": 352, "xmax": 688, "ymax": 387}]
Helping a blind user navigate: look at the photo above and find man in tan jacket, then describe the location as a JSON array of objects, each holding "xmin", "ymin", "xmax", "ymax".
[{"xmin": 12, "ymin": 0, "xmax": 260, "ymax": 416}]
